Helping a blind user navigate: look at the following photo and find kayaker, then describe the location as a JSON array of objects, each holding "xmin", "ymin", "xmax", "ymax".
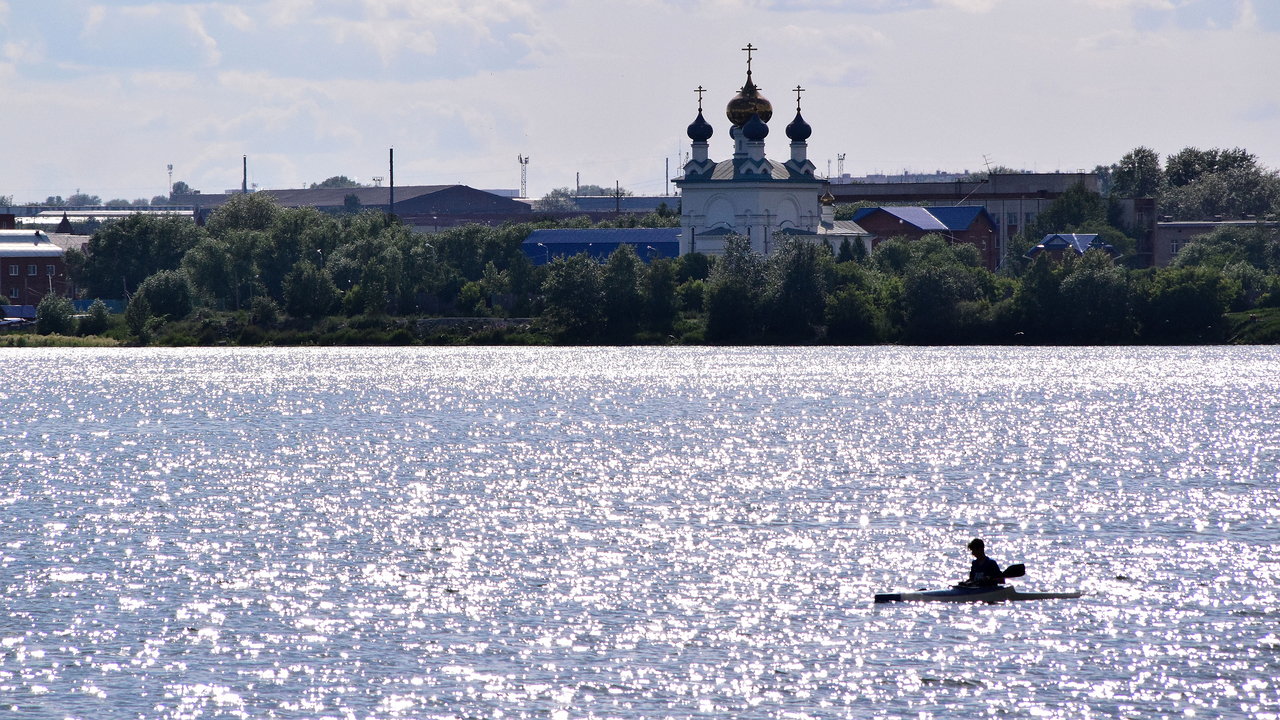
[{"xmin": 959, "ymin": 538, "xmax": 1004, "ymax": 587}]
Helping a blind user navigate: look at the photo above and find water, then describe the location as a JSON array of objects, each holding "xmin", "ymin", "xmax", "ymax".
[{"xmin": 1, "ymin": 347, "xmax": 1277, "ymax": 720}]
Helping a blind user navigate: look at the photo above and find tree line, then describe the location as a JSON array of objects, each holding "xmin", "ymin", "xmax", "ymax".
[{"xmin": 27, "ymin": 181, "xmax": 1279, "ymax": 345}]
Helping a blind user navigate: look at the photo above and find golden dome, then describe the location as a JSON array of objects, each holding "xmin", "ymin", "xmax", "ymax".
[
  {"xmin": 820, "ymin": 188, "xmax": 835, "ymax": 206},
  {"xmin": 726, "ymin": 74, "xmax": 772, "ymax": 127}
]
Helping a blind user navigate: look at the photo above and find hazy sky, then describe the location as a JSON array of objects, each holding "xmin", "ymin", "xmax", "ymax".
[{"xmin": 1, "ymin": 0, "xmax": 1277, "ymax": 202}]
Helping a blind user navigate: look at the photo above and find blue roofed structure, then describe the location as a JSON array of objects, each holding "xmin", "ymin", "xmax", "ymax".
[
  {"xmin": 522, "ymin": 227, "xmax": 681, "ymax": 266},
  {"xmin": 1025, "ymin": 233, "xmax": 1118, "ymax": 260}
]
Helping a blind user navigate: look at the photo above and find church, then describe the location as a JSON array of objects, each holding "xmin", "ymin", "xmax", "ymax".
[{"xmin": 676, "ymin": 46, "xmax": 867, "ymax": 257}]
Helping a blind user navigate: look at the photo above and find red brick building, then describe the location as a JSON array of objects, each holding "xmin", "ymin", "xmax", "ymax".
[
  {"xmin": 851, "ymin": 206, "xmax": 1000, "ymax": 270},
  {"xmin": 0, "ymin": 230, "xmax": 69, "ymax": 305}
]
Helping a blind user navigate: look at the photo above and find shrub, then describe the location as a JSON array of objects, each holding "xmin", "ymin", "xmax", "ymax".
[
  {"xmin": 125, "ymin": 294, "xmax": 152, "ymax": 342},
  {"xmin": 78, "ymin": 299, "xmax": 111, "ymax": 336},
  {"xmin": 36, "ymin": 293, "xmax": 75, "ymax": 336},
  {"xmin": 136, "ymin": 270, "xmax": 194, "ymax": 320},
  {"xmin": 251, "ymin": 296, "xmax": 280, "ymax": 325}
]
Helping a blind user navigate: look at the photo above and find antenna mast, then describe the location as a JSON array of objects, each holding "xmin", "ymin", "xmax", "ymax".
[
  {"xmin": 517, "ymin": 155, "xmax": 530, "ymax": 198},
  {"xmin": 167, "ymin": 164, "xmax": 173, "ymax": 196},
  {"xmin": 837, "ymin": 153, "xmax": 846, "ymax": 177}
]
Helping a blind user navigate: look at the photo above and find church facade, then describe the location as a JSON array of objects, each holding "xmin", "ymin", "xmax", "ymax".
[{"xmin": 676, "ymin": 49, "xmax": 863, "ymax": 257}]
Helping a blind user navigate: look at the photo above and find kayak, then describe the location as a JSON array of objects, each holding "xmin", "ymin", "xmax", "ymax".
[{"xmin": 874, "ymin": 585, "xmax": 1082, "ymax": 603}]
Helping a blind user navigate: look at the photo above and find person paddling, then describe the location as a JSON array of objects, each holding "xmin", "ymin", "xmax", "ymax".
[{"xmin": 959, "ymin": 538, "xmax": 1004, "ymax": 588}]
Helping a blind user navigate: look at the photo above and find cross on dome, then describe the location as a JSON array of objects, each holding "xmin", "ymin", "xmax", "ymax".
[
  {"xmin": 793, "ymin": 85, "xmax": 805, "ymax": 111},
  {"xmin": 742, "ymin": 43, "xmax": 756, "ymax": 77},
  {"xmin": 696, "ymin": 85, "xmax": 706, "ymax": 112}
]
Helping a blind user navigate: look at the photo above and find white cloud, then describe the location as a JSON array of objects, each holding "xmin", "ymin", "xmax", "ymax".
[
  {"xmin": 0, "ymin": 1, "xmax": 9, "ymax": 26},
  {"xmin": 83, "ymin": 5, "xmax": 107, "ymax": 35},
  {"xmin": 183, "ymin": 8, "xmax": 222, "ymax": 65},
  {"xmin": 934, "ymin": 0, "xmax": 1000, "ymax": 12},
  {"xmin": 3, "ymin": 39, "xmax": 43, "ymax": 64},
  {"xmin": 2, "ymin": 0, "xmax": 1280, "ymax": 200},
  {"xmin": 131, "ymin": 70, "xmax": 198, "ymax": 90},
  {"xmin": 218, "ymin": 5, "xmax": 255, "ymax": 32}
]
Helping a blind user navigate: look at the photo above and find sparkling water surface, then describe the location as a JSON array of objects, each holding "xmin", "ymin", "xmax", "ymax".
[{"xmin": 1, "ymin": 347, "xmax": 1278, "ymax": 719}]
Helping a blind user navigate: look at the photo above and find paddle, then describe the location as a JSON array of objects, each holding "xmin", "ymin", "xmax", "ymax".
[{"xmin": 1002, "ymin": 564, "xmax": 1025, "ymax": 578}]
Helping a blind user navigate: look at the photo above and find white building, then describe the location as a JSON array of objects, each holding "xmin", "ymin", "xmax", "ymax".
[{"xmin": 675, "ymin": 53, "xmax": 866, "ymax": 257}]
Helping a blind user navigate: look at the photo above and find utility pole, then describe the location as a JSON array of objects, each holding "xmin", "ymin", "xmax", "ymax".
[
  {"xmin": 665, "ymin": 158, "xmax": 669, "ymax": 196},
  {"xmin": 389, "ymin": 147, "xmax": 395, "ymax": 214},
  {"xmin": 576, "ymin": 172, "xmax": 579, "ymax": 196},
  {"xmin": 615, "ymin": 180, "xmax": 620, "ymax": 213},
  {"xmin": 518, "ymin": 155, "xmax": 530, "ymax": 198}
]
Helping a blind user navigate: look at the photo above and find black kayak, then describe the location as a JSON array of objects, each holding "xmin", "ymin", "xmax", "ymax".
[{"xmin": 874, "ymin": 585, "xmax": 1082, "ymax": 603}]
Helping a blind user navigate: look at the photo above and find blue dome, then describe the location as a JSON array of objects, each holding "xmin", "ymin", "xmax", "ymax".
[
  {"xmin": 742, "ymin": 112, "xmax": 769, "ymax": 141},
  {"xmin": 786, "ymin": 110, "xmax": 811, "ymax": 141},
  {"xmin": 686, "ymin": 111, "xmax": 713, "ymax": 142}
]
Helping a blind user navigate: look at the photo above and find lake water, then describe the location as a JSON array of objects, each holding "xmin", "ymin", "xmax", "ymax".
[{"xmin": 1, "ymin": 347, "xmax": 1277, "ymax": 720}]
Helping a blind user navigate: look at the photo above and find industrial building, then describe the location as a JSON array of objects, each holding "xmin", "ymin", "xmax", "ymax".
[{"xmin": 522, "ymin": 228, "xmax": 681, "ymax": 265}]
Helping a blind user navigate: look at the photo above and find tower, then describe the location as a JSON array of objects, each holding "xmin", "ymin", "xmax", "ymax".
[{"xmin": 673, "ymin": 46, "xmax": 864, "ymax": 257}]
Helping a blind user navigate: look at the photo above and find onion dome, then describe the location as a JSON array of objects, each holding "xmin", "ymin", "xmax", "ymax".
[
  {"xmin": 726, "ymin": 76, "xmax": 773, "ymax": 127},
  {"xmin": 820, "ymin": 188, "xmax": 835, "ymax": 206},
  {"xmin": 742, "ymin": 112, "xmax": 769, "ymax": 141},
  {"xmin": 687, "ymin": 111, "xmax": 714, "ymax": 142},
  {"xmin": 785, "ymin": 110, "xmax": 811, "ymax": 141}
]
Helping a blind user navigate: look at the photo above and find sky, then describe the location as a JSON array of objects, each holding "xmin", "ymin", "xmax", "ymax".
[{"xmin": 1, "ymin": 0, "xmax": 1278, "ymax": 203}]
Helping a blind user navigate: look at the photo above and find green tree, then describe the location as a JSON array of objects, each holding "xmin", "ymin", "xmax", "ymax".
[
  {"xmin": 676, "ymin": 252, "xmax": 710, "ymax": 282},
  {"xmin": 124, "ymin": 294, "xmax": 152, "ymax": 339},
  {"xmin": 35, "ymin": 293, "xmax": 75, "ymax": 335},
  {"xmin": 136, "ymin": 270, "xmax": 194, "ymax": 320},
  {"xmin": 77, "ymin": 299, "xmax": 111, "ymax": 336},
  {"xmin": 170, "ymin": 181, "xmax": 193, "ymax": 197},
  {"xmin": 602, "ymin": 244, "xmax": 646, "ymax": 339},
  {"xmin": 535, "ymin": 189, "xmax": 579, "ymax": 212},
  {"xmin": 644, "ymin": 258, "xmax": 679, "ymax": 333},
  {"xmin": 900, "ymin": 263, "xmax": 984, "ymax": 343},
  {"xmin": 1010, "ymin": 254, "xmax": 1063, "ymax": 340},
  {"xmin": 1135, "ymin": 266, "xmax": 1240, "ymax": 342},
  {"xmin": 704, "ymin": 235, "xmax": 763, "ymax": 342},
  {"xmin": 66, "ymin": 193, "xmax": 102, "ymax": 207},
  {"xmin": 205, "ymin": 192, "xmax": 281, "ymax": 237},
  {"xmin": 677, "ymin": 279, "xmax": 705, "ymax": 312},
  {"xmin": 1058, "ymin": 250, "xmax": 1133, "ymax": 342},
  {"xmin": 542, "ymin": 253, "xmax": 604, "ymax": 341},
  {"xmin": 761, "ymin": 237, "xmax": 826, "ymax": 337},
  {"xmin": 825, "ymin": 287, "xmax": 880, "ymax": 344},
  {"xmin": 1111, "ymin": 146, "xmax": 1163, "ymax": 198},
  {"xmin": 310, "ymin": 176, "xmax": 362, "ymax": 189},
  {"xmin": 282, "ymin": 260, "xmax": 339, "ymax": 318},
  {"xmin": 72, "ymin": 214, "xmax": 204, "ymax": 299},
  {"xmin": 1170, "ymin": 225, "xmax": 1278, "ymax": 271}
]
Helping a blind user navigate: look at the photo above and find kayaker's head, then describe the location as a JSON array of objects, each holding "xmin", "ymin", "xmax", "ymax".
[{"xmin": 968, "ymin": 538, "xmax": 986, "ymax": 559}]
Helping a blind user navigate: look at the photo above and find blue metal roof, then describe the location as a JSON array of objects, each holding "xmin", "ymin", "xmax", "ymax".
[
  {"xmin": 525, "ymin": 227, "xmax": 681, "ymax": 245},
  {"xmin": 851, "ymin": 205, "xmax": 993, "ymax": 232},
  {"xmin": 522, "ymin": 227, "xmax": 681, "ymax": 265},
  {"xmin": 925, "ymin": 206, "xmax": 992, "ymax": 231},
  {"xmin": 1025, "ymin": 233, "xmax": 1117, "ymax": 259}
]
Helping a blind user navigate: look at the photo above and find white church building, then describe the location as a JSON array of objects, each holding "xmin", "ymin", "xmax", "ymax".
[{"xmin": 676, "ymin": 48, "xmax": 868, "ymax": 257}]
